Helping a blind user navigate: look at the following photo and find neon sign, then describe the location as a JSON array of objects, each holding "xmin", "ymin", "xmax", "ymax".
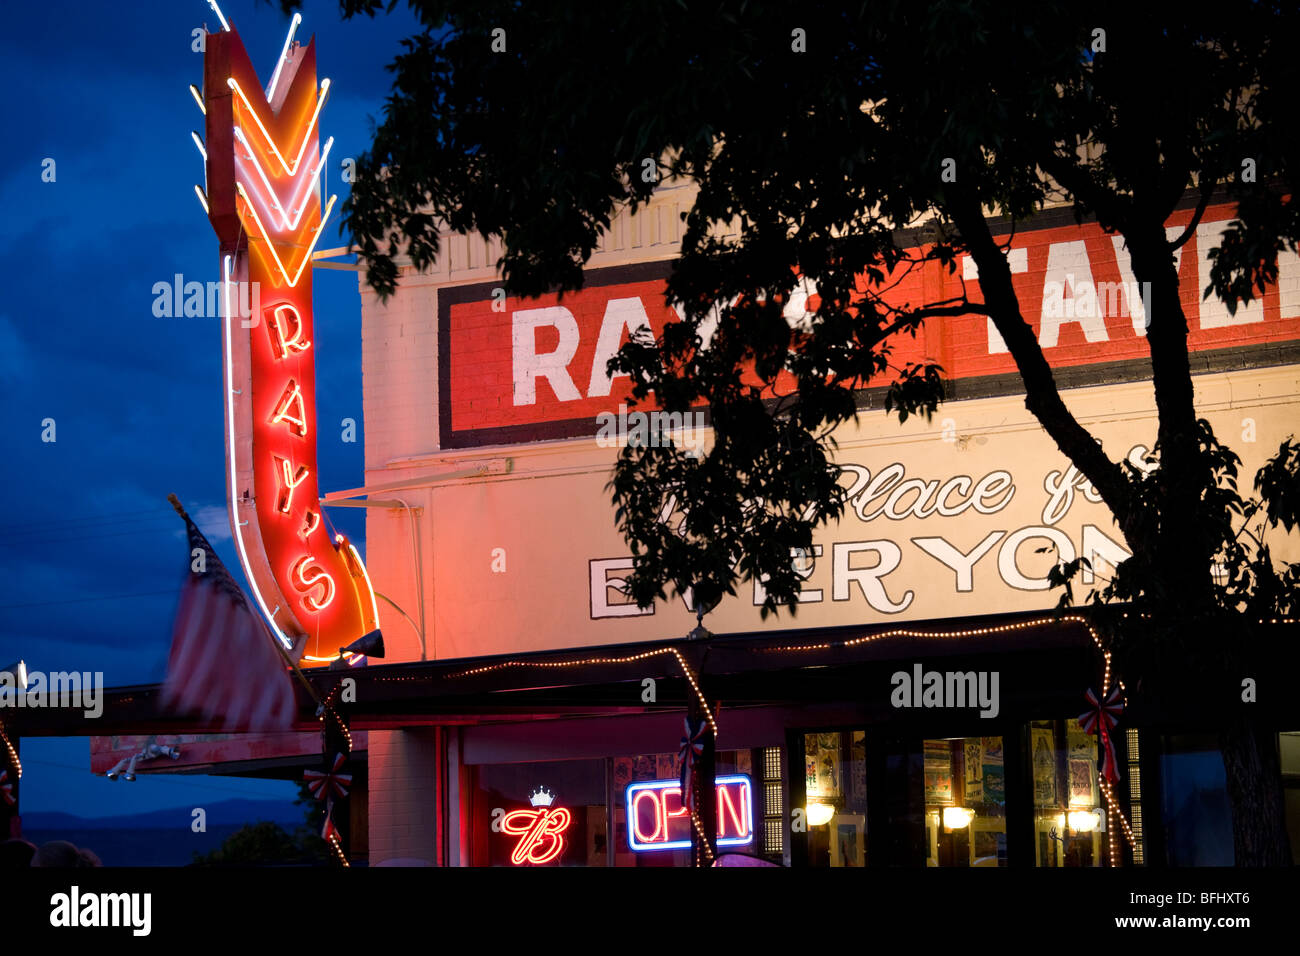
[
  {"xmin": 626, "ymin": 774, "xmax": 754, "ymax": 852},
  {"xmin": 501, "ymin": 788, "xmax": 572, "ymax": 865},
  {"xmin": 196, "ymin": 8, "xmax": 379, "ymax": 663}
]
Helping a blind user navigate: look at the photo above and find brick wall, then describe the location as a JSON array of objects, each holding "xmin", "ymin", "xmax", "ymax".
[{"xmin": 366, "ymin": 728, "xmax": 441, "ymax": 866}]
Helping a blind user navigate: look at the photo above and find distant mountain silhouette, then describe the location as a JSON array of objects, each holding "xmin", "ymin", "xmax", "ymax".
[
  {"xmin": 21, "ymin": 798, "xmax": 302, "ymax": 831},
  {"xmin": 20, "ymin": 799, "xmax": 312, "ymax": 866}
]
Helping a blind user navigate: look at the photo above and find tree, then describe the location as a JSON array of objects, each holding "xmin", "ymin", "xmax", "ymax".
[
  {"xmin": 191, "ymin": 820, "xmax": 329, "ymax": 866},
  {"xmin": 309, "ymin": 0, "xmax": 1299, "ymax": 864}
]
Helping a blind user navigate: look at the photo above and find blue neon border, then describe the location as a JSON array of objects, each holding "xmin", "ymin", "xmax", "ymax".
[{"xmin": 625, "ymin": 773, "xmax": 754, "ymax": 852}]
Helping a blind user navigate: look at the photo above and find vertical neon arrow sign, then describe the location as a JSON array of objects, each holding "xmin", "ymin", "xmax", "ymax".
[{"xmin": 195, "ymin": 9, "xmax": 379, "ymax": 664}]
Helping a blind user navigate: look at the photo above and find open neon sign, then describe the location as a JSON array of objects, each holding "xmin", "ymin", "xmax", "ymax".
[{"xmin": 626, "ymin": 774, "xmax": 754, "ymax": 852}]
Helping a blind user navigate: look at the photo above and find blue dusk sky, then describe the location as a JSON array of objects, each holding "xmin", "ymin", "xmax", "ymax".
[{"xmin": 0, "ymin": 1, "xmax": 424, "ymax": 819}]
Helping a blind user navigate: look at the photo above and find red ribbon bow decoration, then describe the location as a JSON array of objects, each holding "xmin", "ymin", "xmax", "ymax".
[
  {"xmin": 0, "ymin": 769, "xmax": 14, "ymax": 807},
  {"xmin": 1078, "ymin": 686, "xmax": 1124, "ymax": 784},
  {"xmin": 679, "ymin": 717, "xmax": 707, "ymax": 810},
  {"xmin": 304, "ymin": 753, "xmax": 352, "ymax": 801}
]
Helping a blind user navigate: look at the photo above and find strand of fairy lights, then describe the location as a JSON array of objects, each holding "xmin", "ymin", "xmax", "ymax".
[
  {"xmin": 0, "ymin": 720, "xmax": 21, "ymax": 779},
  {"xmin": 316, "ymin": 685, "xmax": 354, "ymax": 752},
  {"xmin": 325, "ymin": 829, "xmax": 349, "ymax": 866},
  {"xmin": 447, "ymin": 647, "xmax": 717, "ymax": 734},
  {"xmin": 762, "ymin": 613, "xmax": 1109, "ymax": 655},
  {"xmin": 691, "ymin": 808, "xmax": 716, "ymax": 864},
  {"xmin": 317, "ymin": 684, "xmax": 351, "ymax": 866}
]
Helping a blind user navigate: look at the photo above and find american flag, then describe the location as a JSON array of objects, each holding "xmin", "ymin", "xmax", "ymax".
[{"xmin": 162, "ymin": 498, "xmax": 297, "ymax": 731}]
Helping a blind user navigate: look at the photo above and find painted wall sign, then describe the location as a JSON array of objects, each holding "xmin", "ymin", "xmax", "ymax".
[
  {"xmin": 198, "ymin": 13, "xmax": 378, "ymax": 663},
  {"xmin": 437, "ymin": 203, "xmax": 1300, "ymax": 448},
  {"xmin": 591, "ymin": 442, "xmax": 1149, "ymax": 620},
  {"xmin": 392, "ymin": 372, "xmax": 1298, "ymax": 660},
  {"xmin": 626, "ymin": 774, "xmax": 754, "ymax": 852}
]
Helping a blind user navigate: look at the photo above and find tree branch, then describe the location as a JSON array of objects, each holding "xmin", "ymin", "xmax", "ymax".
[
  {"xmin": 1169, "ymin": 181, "xmax": 1216, "ymax": 251},
  {"xmin": 946, "ymin": 188, "xmax": 1137, "ymax": 544}
]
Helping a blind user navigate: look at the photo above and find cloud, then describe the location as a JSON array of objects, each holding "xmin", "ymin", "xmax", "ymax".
[
  {"xmin": 0, "ymin": 315, "xmax": 30, "ymax": 386},
  {"xmin": 191, "ymin": 504, "xmax": 232, "ymax": 544}
]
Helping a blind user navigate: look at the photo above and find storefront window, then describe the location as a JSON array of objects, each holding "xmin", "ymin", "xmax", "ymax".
[
  {"xmin": 1282, "ymin": 731, "xmax": 1300, "ymax": 865},
  {"xmin": 1029, "ymin": 719, "xmax": 1105, "ymax": 866},
  {"xmin": 802, "ymin": 731, "xmax": 867, "ymax": 867},
  {"xmin": 923, "ymin": 736, "xmax": 1006, "ymax": 867},
  {"xmin": 1160, "ymin": 733, "xmax": 1234, "ymax": 865}
]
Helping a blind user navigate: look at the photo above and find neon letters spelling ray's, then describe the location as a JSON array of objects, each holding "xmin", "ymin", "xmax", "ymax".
[{"xmin": 193, "ymin": 8, "xmax": 378, "ymax": 664}]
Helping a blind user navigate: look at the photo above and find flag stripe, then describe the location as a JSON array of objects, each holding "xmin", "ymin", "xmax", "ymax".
[{"xmin": 162, "ymin": 512, "xmax": 297, "ymax": 731}]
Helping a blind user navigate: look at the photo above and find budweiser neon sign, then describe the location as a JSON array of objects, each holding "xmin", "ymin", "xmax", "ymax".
[
  {"xmin": 195, "ymin": 9, "xmax": 378, "ymax": 664},
  {"xmin": 501, "ymin": 788, "xmax": 572, "ymax": 865}
]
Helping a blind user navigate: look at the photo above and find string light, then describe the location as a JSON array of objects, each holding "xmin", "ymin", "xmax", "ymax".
[
  {"xmin": 315, "ymin": 686, "xmax": 354, "ymax": 752},
  {"xmin": 759, "ymin": 613, "xmax": 1109, "ymax": 656},
  {"xmin": 1100, "ymin": 776, "xmax": 1137, "ymax": 850},
  {"xmin": 325, "ymin": 830, "xmax": 349, "ymax": 866},
  {"xmin": 0, "ymin": 720, "xmax": 21, "ymax": 779},
  {"xmin": 446, "ymin": 646, "xmax": 716, "ymax": 734},
  {"xmin": 690, "ymin": 808, "xmax": 715, "ymax": 865}
]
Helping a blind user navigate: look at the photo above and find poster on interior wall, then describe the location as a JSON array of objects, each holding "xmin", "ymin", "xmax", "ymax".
[
  {"xmin": 656, "ymin": 753, "xmax": 677, "ymax": 779},
  {"xmin": 982, "ymin": 737, "xmax": 1006, "ymax": 806},
  {"xmin": 816, "ymin": 733, "xmax": 841, "ymax": 798},
  {"xmin": 1068, "ymin": 721, "xmax": 1095, "ymax": 759},
  {"xmin": 1069, "ymin": 759, "xmax": 1097, "ymax": 806},
  {"xmin": 965, "ymin": 739, "xmax": 984, "ymax": 803},
  {"xmin": 924, "ymin": 740, "xmax": 953, "ymax": 805},
  {"xmin": 1031, "ymin": 727, "xmax": 1057, "ymax": 807},
  {"xmin": 613, "ymin": 758, "xmax": 633, "ymax": 792}
]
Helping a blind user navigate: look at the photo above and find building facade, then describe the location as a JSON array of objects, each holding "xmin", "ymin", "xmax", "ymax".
[{"xmin": 342, "ymin": 185, "xmax": 1300, "ymax": 867}]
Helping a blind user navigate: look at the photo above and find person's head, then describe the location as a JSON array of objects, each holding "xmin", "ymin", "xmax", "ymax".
[
  {"xmin": 30, "ymin": 840, "xmax": 98, "ymax": 867},
  {"xmin": 0, "ymin": 839, "xmax": 36, "ymax": 867}
]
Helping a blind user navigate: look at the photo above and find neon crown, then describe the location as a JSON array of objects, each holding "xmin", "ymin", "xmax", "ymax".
[{"xmin": 529, "ymin": 787, "xmax": 555, "ymax": 808}]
